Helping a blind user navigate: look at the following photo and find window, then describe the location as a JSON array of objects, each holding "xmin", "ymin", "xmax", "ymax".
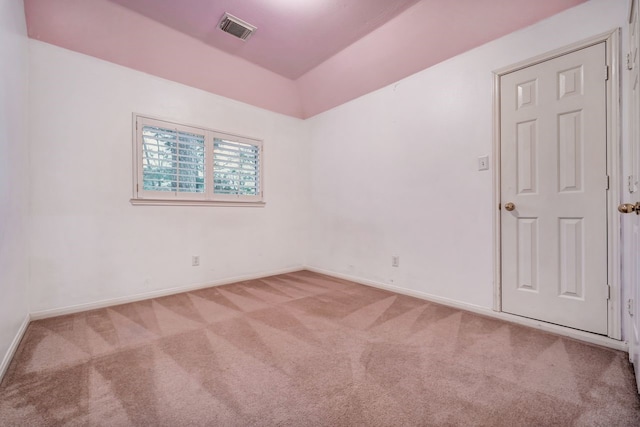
[{"xmin": 132, "ymin": 115, "xmax": 263, "ymax": 206}]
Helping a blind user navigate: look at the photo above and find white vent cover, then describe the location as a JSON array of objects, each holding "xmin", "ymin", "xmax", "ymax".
[{"xmin": 219, "ymin": 13, "xmax": 256, "ymax": 41}]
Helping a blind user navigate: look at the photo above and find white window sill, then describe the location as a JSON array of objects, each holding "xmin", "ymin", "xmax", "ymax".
[{"xmin": 130, "ymin": 198, "xmax": 266, "ymax": 207}]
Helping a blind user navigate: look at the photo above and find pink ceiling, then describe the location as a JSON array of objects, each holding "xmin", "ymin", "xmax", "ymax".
[
  {"xmin": 107, "ymin": 0, "xmax": 422, "ymax": 80},
  {"xmin": 24, "ymin": 0, "xmax": 588, "ymax": 118}
]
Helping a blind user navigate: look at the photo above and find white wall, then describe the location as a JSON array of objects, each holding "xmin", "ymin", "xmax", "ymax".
[
  {"xmin": 0, "ymin": 0, "xmax": 30, "ymax": 373},
  {"xmin": 28, "ymin": 41, "xmax": 310, "ymax": 313},
  {"xmin": 306, "ymin": 0, "xmax": 628, "ymax": 311}
]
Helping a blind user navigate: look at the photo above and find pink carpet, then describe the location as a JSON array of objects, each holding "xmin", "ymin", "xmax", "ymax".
[{"xmin": 1, "ymin": 270, "xmax": 639, "ymax": 425}]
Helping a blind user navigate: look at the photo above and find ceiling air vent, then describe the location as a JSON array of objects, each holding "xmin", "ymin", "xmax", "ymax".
[{"xmin": 219, "ymin": 13, "xmax": 256, "ymax": 41}]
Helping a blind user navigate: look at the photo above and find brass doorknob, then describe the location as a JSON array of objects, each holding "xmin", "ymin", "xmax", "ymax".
[
  {"xmin": 618, "ymin": 203, "xmax": 640, "ymax": 214},
  {"xmin": 504, "ymin": 202, "xmax": 516, "ymax": 212}
]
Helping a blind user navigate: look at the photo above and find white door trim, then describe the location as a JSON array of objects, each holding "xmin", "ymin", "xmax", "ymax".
[{"xmin": 492, "ymin": 29, "xmax": 622, "ymax": 340}]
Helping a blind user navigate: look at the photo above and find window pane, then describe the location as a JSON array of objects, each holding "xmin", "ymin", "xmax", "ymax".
[
  {"xmin": 142, "ymin": 126, "xmax": 205, "ymax": 193},
  {"xmin": 213, "ymin": 138, "xmax": 260, "ymax": 196}
]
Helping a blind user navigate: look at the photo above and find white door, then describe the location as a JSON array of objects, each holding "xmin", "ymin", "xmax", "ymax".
[
  {"xmin": 500, "ymin": 42, "xmax": 609, "ymax": 334},
  {"xmin": 625, "ymin": 0, "xmax": 640, "ymax": 391}
]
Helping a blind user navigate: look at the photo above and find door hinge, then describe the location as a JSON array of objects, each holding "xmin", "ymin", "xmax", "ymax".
[
  {"xmin": 628, "ymin": 53, "xmax": 634, "ymax": 71},
  {"xmin": 606, "ymin": 284, "xmax": 611, "ymax": 300},
  {"xmin": 606, "ymin": 175, "xmax": 610, "ymax": 190},
  {"xmin": 605, "ymin": 65, "xmax": 610, "ymax": 80},
  {"xmin": 628, "ymin": 299, "xmax": 634, "ymax": 317},
  {"xmin": 136, "ymin": 183, "xmax": 139, "ymax": 193}
]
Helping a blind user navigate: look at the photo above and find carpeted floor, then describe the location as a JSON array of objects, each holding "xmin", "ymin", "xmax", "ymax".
[{"xmin": 1, "ymin": 270, "xmax": 639, "ymax": 426}]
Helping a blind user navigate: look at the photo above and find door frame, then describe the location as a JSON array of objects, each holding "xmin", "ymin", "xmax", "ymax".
[{"xmin": 492, "ymin": 29, "xmax": 622, "ymax": 339}]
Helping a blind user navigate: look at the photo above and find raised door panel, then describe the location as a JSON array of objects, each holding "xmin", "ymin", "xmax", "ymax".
[
  {"xmin": 558, "ymin": 111, "xmax": 583, "ymax": 193},
  {"xmin": 517, "ymin": 120, "xmax": 538, "ymax": 194},
  {"xmin": 559, "ymin": 218, "xmax": 584, "ymax": 299},
  {"xmin": 517, "ymin": 218, "xmax": 539, "ymax": 292}
]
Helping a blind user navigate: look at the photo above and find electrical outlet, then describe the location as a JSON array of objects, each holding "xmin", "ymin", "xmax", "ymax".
[
  {"xmin": 392, "ymin": 256, "xmax": 400, "ymax": 267},
  {"xmin": 478, "ymin": 155, "xmax": 490, "ymax": 171},
  {"xmin": 192, "ymin": 256, "xmax": 200, "ymax": 266}
]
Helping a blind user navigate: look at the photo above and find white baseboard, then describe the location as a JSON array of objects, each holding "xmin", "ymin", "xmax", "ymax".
[
  {"xmin": 305, "ymin": 266, "xmax": 628, "ymax": 352},
  {"xmin": 0, "ymin": 314, "xmax": 30, "ymax": 383},
  {"xmin": 30, "ymin": 266, "xmax": 304, "ymax": 320}
]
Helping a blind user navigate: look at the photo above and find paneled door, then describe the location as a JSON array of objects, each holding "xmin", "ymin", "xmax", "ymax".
[
  {"xmin": 500, "ymin": 42, "xmax": 609, "ymax": 334},
  {"xmin": 625, "ymin": 0, "xmax": 640, "ymax": 390}
]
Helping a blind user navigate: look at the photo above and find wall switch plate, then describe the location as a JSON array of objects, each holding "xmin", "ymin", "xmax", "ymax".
[
  {"xmin": 478, "ymin": 155, "xmax": 490, "ymax": 171},
  {"xmin": 392, "ymin": 256, "xmax": 400, "ymax": 267},
  {"xmin": 192, "ymin": 256, "xmax": 200, "ymax": 266}
]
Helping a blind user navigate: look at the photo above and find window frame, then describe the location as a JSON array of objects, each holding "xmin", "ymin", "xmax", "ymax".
[{"xmin": 131, "ymin": 114, "xmax": 265, "ymax": 207}]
